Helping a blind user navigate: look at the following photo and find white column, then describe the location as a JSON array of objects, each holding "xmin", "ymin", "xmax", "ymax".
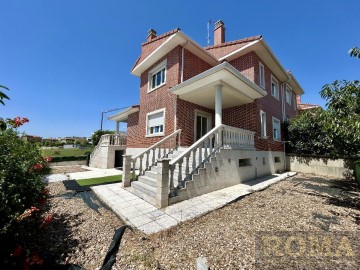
[
  {"xmin": 215, "ymin": 84, "xmax": 222, "ymax": 127},
  {"xmin": 115, "ymin": 121, "xmax": 119, "ymax": 134}
]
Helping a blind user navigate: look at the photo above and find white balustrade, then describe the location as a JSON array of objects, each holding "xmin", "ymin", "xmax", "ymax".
[
  {"xmin": 131, "ymin": 129, "xmax": 182, "ymax": 177},
  {"xmin": 169, "ymin": 124, "xmax": 255, "ymax": 189}
]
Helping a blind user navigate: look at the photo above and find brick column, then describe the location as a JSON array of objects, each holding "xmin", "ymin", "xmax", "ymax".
[
  {"xmin": 156, "ymin": 158, "xmax": 170, "ymax": 208},
  {"xmin": 122, "ymin": 155, "xmax": 132, "ymax": 188}
]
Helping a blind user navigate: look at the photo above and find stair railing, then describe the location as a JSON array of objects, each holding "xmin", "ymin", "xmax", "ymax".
[
  {"xmin": 131, "ymin": 129, "xmax": 182, "ymax": 179},
  {"xmin": 168, "ymin": 124, "xmax": 255, "ymax": 195}
]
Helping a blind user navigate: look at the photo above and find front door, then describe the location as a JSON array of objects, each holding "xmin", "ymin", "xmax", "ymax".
[
  {"xmin": 114, "ymin": 150, "xmax": 123, "ymax": 168},
  {"xmin": 195, "ymin": 112, "xmax": 211, "ymax": 141}
]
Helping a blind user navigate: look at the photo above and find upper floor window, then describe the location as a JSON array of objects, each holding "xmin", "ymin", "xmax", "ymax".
[
  {"xmin": 286, "ymin": 85, "xmax": 292, "ymax": 105},
  {"xmin": 272, "ymin": 117, "xmax": 281, "ymax": 141},
  {"xmin": 148, "ymin": 60, "xmax": 166, "ymax": 92},
  {"xmin": 271, "ymin": 75, "xmax": 279, "ymax": 100},
  {"xmin": 146, "ymin": 108, "xmax": 165, "ymax": 137},
  {"xmin": 259, "ymin": 62, "xmax": 265, "ymax": 89},
  {"xmin": 260, "ymin": 110, "xmax": 267, "ymax": 138},
  {"xmin": 293, "ymin": 95, "xmax": 297, "ymax": 110}
]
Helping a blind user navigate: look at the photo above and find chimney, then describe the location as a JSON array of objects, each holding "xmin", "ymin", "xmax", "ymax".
[
  {"xmin": 213, "ymin": 20, "xmax": 225, "ymax": 45},
  {"xmin": 147, "ymin": 29, "xmax": 157, "ymax": 41}
]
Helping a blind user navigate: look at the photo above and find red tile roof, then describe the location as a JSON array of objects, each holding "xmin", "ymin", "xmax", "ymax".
[
  {"xmin": 298, "ymin": 103, "xmax": 321, "ymax": 111},
  {"xmin": 205, "ymin": 35, "xmax": 262, "ymax": 59},
  {"xmin": 141, "ymin": 28, "xmax": 180, "ymax": 46}
]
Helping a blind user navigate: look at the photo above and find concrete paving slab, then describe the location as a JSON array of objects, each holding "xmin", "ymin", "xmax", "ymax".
[{"xmin": 92, "ymin": 172, "xmax": 296, "ymax": 234}]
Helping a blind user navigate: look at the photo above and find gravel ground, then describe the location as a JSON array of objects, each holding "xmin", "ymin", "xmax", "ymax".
[
  {"xmin": 40, "ymin": 174, "xmax": 359, "ymax": 269},
  {"xmin": 51, "ymin": 165, "xmax": 89, "ymax": 174}
]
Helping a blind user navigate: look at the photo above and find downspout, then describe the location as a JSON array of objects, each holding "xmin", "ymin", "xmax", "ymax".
[
  {"xmin": 175, "ymin": 41, "xmax": 190, "ymax": 133},
  {"xmin": 281, "ymin": 75, "xmax": 291, "ymax": 122},
  {"xmin": 181, "ymin": 41, "xmax": 190, "ymax": 83}
]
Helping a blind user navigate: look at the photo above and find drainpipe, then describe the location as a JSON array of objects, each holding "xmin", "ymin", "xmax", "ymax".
[
  {"xmin": 281, "ymin": 75, "xmax": 291, "ymax": 122},
  {"xmin": 181, "ymin": 41, "xmax": 190, "ymax": 83},
  {"xmin": 215, "ymin": 84, "xmax": 223, "ymax": 127}
]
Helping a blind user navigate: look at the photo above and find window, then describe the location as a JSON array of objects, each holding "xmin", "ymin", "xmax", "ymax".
[
  {"xmin": 146, "ymin": 109, "xmax": 165, "ymax": 136},
  {"xmin": 274, "ymin": 157, "xmax": 281, "ymax": 163},
  {"xmin": 260, "ymin": 110, "xmax": 267, "ymax": 138},
  {"xmin": 148, "ymin": 60, "xmax": 166, "ymax": 92},
  {"xmin": 272, "ymin": 117, "xmax": 281, "ymax": 141},
  {"xmin": 286, "ymin": 85, "xmax": 292, "ymax": 105},
  {"xmin": 293, "ymin": 95, "xmax": 297, "ymax": 110},
  {"xmin": 239, "ymin": 158, "xmax": 251, "ymax": 167},
  {"xmin": 259, "ymin": 62, "xmax": 265, "ymax": 89},
  {"xmin": 271, "ymin": 75, "xmax": 279, "ymax": 99}
]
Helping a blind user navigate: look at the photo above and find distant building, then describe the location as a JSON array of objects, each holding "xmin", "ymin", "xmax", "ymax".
[
  {"xmin": 21, "ymin": 135, "xmax": 42, "ymax": 143},
  {"xmin": 60, "ymin": 136, "xmax": 88, "ymax": 144},
  {"xmin": 42, "ymin": 138, "xmax": 59, "ymax": 144}
]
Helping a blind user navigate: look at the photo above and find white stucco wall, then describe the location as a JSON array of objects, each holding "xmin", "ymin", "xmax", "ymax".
[
  {"xmin": 170, "ymin": 149, "xmax": 285, "ymax": 204},
  {"xmin": 89, "ymin": 145, "xmax": 126, "ymax": 169},
  {"xmin": 287, "ymin": 155, "xmax": 353, "ymax": 178}
]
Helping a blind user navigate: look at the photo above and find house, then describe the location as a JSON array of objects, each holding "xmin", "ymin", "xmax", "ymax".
[
  {"xmin": 90, "ymin": 20, "xmax": 304, "ymax": 207},
  {"xmin": 60, "ymin": 136, "xmax": 88, "ymax": 144},
  {"xmin": 21, "ymin": 135, "xmax": 42, "ymax": 143}
]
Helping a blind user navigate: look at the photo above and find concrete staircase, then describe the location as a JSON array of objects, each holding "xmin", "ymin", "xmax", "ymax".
[{"xmin": 128, "ymin": 149, "xmax": 185, "ymax": 205}]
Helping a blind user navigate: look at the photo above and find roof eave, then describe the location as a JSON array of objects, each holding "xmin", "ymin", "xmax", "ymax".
[
  {"xmin": 108, "ymin": 106, "xmax": 140, "ymax": 122},
  {"xmin": 131, "ymin": 31, "xmax": 219, "ymax": 77},
  {"xmin": 170, "ymin": 61, "xmax": 267, "ymax": 97}
]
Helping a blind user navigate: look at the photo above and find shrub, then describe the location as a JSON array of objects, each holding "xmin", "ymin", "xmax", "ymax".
[
  {"xmin": 0, "ymin": 129, "xmax": 49, "ymax": 234},
  {"xmin": 50, "ymin": 155, "xmax": 87, "ymax": 162}
]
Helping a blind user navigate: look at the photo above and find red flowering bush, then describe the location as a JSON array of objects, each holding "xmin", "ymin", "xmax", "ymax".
[
  {"xmin": 0, "ymin": 116, "xmax": 29, "ymax": 131},
  {"xmin": 0, "ymin": 126, "xmax": 53, "ymax": 269}
]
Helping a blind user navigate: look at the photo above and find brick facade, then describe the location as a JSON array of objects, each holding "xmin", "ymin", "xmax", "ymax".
[{"xmin": 127, "ymin": 30, "xmax": 299, "ymax": 152}]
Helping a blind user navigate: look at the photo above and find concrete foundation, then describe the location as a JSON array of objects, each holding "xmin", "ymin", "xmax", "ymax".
[
  {"xmin": 170, "ymin": 149, "xmax": 285, "ymax": 204},
  {"xmin": 286, "ymin": 155, "xmax": 353, "ymax": 179},
  {"xmin": 89, "ymin": 145, "xmax": 126, "ymax": 169}
]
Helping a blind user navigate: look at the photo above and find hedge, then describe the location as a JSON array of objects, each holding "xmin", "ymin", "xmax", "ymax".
[{"xmin": 49, "ymin": 155, "xmax": 88, "ymax": 162}]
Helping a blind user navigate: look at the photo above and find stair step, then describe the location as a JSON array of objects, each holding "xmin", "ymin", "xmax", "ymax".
[
  {"xmin": 132, "ymin": 181, "xmax": 156, "ymax": 198},
  {"xmin": 138, "ymin": 175, "xmax": 157, "ymax": 187},
  {"xmin": 144, "ymin": 170, "xmax": 157, "ymax": 178},
  {"xmin": 126, "ymin": 186, "xmax": 157, "ymax": 206}
]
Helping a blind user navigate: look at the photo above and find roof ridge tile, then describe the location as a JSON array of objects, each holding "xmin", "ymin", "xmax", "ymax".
[
  {"xmin": 204, "ymin": 35, "xmax": 262, "ymax": 50},
  {"xmin": 141, "ymin": 28, "xmax": 180, "ymax": 46}
]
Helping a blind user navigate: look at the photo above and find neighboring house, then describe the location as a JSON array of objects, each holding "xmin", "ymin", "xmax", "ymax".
[
  {"xmin": 60, "ymin": 136, "xmax": 88, "ymax": 144},
  {"xmin": 91, "ymin": 20, "xmax": 304, "ymax": 207},
  {"xmin": 21, "ymin": 135, "xmax": 42, "ymax": 143}
]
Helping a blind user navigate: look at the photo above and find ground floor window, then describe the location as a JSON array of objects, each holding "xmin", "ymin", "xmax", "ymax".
[
  {"xmin": 272, "ymin": 117, "xmax": 281, "ymax": 141},
  {"xmin": 146, "ymin": 109, "xmax": 165, "ymax": 136}
]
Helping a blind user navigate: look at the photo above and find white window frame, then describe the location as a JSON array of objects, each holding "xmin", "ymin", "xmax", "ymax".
[
  {"xmin": 260, "ymin": 110, "xmax": 267, "ymax": 138},
  {"xmin": 148, "ymin": 60, "xmax": 167, "ymax": 93},
  {"xmin": 145, "ymin": 108, "xmax": 165, "ymax": 137},
  {"xmin": 286, "ymin": 84, "xmax": 292, "ymax": 105},
  {"xmin": 272, "ymin": 117, "xmax": 281, "ymax": 141},
  {"xmin": 271, "ymin": 75, "xmax": 279, "ymax": 100},
  {"xmin": 259, "ymin": 62, "xmax": 265, "ymax": 89}
]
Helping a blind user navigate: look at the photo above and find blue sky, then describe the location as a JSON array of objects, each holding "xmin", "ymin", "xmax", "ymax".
[{"xmin": 0, "ymin": 0, "xmax": 359, "ymax": 138}]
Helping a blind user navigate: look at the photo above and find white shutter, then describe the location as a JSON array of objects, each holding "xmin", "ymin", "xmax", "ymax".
[{"xmin": 148, "ymin": 112, "xmax": 164, "ymax": 127}]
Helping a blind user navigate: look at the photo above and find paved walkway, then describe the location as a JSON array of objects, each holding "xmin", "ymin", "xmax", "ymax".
[
  {"xmin": 44, "ymin": 166, "xmax": 122, "ymax": 183},
  {"xmin": 92, "ymin": 172, "xmax": 297, "ymax": 234}
]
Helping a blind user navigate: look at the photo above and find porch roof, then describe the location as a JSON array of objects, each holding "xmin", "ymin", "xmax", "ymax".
[
  {"xmin": 169, "ymin": 62, "xmax": 267, "ymax": 109},
  {"xmin": 107, "ymin": 105, "xmax": 140, "ymax": 122}
]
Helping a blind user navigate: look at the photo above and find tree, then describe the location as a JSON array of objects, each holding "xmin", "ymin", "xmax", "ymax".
[
  {"xmin": 349, "ymin": 47, "xmax": 360, "ymax": 59},
  {"xmin": 287, "ymin": 48, "xmax": 360, "ymax": 159},
  {"xmin": 91, "ymin": 129, "xmax": 114, "ymax": 146},
  {"xmin": 0, "ymin": 85, "xmax": 10, "ymax": 106}
]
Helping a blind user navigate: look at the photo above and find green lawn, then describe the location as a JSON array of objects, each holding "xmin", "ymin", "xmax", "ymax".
[
  {"xmin": 42, "ymin": 147, "xmax": 93, "ymax": 157},
  {"xmin": 76, "ymin": 175, "xmax": 122, "ymax": 186}
]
